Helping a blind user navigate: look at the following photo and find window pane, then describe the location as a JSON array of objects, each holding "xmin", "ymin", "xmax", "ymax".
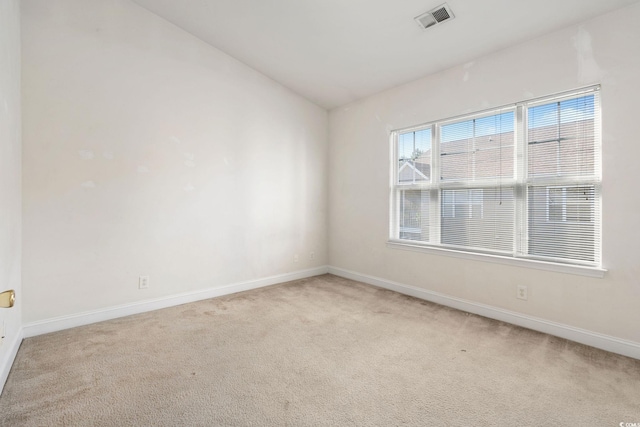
[
  {"xmin": 548, "ymin": 187, "xmax": 564, "ymax": 221},
  {"xmin": 528, "ymin": 95, "xmax": 595, "ymax": 178},
  {"xmin": 441, "ymin": 188, "xmax": 514, "ymax": 253},
  {"xmin": 441, "ymin": 112, "xmax": 514, "ymax": 182},
  {"xmin": 398, "ymin": 129, "xmax": 431, "ymax": 184},
  {"xmin": 528, "ymin": 185, "xmax": 596, "ymax": 262},
  {"xmin": 399, "ymin": 189, "xmax": 430, "ymax": 242},
  {"xmin": 565, "ymin": 186, "xmax": 594, "ymax": 222}
]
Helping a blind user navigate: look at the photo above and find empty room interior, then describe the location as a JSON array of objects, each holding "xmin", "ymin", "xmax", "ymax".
[{"xmin": 1, "ymin": 0, "xmax": 640, "ymax": 424}]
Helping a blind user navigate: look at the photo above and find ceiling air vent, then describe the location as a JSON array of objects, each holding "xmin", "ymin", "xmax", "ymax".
[{"xmin": 414, "ymin": 3, "xmax": 455, "ymax": 30}]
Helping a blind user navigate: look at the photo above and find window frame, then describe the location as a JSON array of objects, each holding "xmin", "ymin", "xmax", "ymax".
[
  {"xmin": 389, "ymin": 86, "xmax": 605, "ymax": 278},
  {"xmin": 546, "ymin": 186, "xmax": 567, "ymax": 222},
  {"xmin": 545, "ymin": 185, "xmax": 596, "ymax": 224}
]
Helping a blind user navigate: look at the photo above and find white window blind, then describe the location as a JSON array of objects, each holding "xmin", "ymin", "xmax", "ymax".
[
  {"xmin": 524, "ymin": 93, "xmax": 600, "ymax": 264},
  {"xmin": 439, "ymin": 110, "xmax": 515, "ymax": 253},
  {"xmin": 391, "ymin": 87, "xmax": 601, "ymax": 268}
]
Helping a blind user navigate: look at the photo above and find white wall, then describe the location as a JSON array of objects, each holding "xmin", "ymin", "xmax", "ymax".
[
  {"xmin": 18, "ymin": 0, "xmax": 640, "ymax": 352},
  {"xmin": 0, "ymin": 0, "xmax": 22, "ymax": 382},
  {"xmin": 329, "ymin": 3, "xmax": 640, "ymax": 344},
  {"xmin": 21, "ymin": 0, "xmax": 328, "ymax": 323}
]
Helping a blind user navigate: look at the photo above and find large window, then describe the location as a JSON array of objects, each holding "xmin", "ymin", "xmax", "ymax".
[{"xmin": 390, "ymin": 87, "xmax": 601, "ymax": 268}]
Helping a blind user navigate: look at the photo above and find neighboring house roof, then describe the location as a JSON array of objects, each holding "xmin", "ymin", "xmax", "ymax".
[
  {"xmin": 398, "ymin": 118, "xmax": 594, "ymax": 182},
  {"xmin": 398, "ymin": 160, "xmax": 430, "ymax": 182}
]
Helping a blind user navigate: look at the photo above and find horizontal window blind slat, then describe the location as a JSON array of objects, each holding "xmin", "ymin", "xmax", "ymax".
[
  {"xmin": 440, "ymin": 111, "xmax": 515, "ymax": 182},
  {"xmin": 441, "ymin": 188, "xmax": 514, "ymax": 253},
  {"xmin": 525, "ymin": 184, "xmax": 599, "ymax": 263},
  {"xmin": 528, "ymin": 94, "xmax": 597, "ymax": 179},
  {"xmin": 398, "ymin": 189, "xmax": 430, "ymax": 243}
]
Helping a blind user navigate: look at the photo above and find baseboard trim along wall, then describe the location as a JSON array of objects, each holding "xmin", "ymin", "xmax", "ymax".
[
  {"xmin": 22, "ymin": 266, "xmax": 329, "ymax": 338},
  {"xmin": 328, "ymin": 266, "xmax": 640, "ymax": 360},
  {"xmin": 15, "ymin": 264, "xmax": 639, "ymax": 367},
  {"xmin": 0, "ymin": 328, "xmax": 24, "ymax": 394}
]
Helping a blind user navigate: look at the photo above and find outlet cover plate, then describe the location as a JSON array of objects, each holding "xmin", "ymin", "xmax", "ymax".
[
  {"xmin": 139, "ymin": 276, "xmax": 150, "ymax": 289},
  {"xmin": 517, "ymin": 285, "xmax": 528, "ymax": 300}
]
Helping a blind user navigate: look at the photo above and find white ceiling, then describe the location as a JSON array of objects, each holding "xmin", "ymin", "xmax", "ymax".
[{"xmin": 131, "ymin": 0, "xmax": 639, "ymax": 109}]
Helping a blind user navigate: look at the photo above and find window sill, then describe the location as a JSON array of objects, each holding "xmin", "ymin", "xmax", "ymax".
[{"xmin": 386, "ymin": 240, "xmax": 606, "ymax": 278}]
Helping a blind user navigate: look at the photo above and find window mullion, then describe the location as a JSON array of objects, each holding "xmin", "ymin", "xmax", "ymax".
[
  {"xmin": 515, "ymin": 104, "xmax": 527, "ymax": 258},
  {"xmin": 390, "ymin": 132, "xmax": 399, "ymax": 240},
  {"xmin": 430, "ymin": 124, "xmax": 441, "ymax": 244}
]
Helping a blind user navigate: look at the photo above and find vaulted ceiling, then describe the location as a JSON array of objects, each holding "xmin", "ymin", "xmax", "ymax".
[{"xmin": 131, "ymin": 0, "xmax": 639, "ymax": 109}]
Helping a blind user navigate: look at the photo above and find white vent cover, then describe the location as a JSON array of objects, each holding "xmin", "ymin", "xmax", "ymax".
[{"xmin": 415, "ymin": 3, "xmax": 455, "ymax": 30}]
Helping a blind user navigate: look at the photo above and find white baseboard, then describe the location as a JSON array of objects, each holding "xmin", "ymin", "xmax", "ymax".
[
  {"xmin": 328, "ymin": 266, "xmax": 640, "ymax": 360},
  {"xmin": 0, "ymin": 327, "xmax": 24, "ymax": 394},
  {"xmin": 23, "ymin": 266, "xmax": 329, "ymax": 338},
  {"xmin": 16, "ymin": 263, "xmax": 639, "ymax": 364}
]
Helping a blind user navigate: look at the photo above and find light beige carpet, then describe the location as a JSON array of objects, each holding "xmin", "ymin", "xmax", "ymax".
[{"xmin": 1, "ymin": 274, "xmax": 639, "ymax": 426}]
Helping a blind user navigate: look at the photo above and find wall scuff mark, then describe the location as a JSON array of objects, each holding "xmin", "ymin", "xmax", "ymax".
[
  {"xmin": 78, "ymin": 150, "xmax": 94, "ymax": 160},
  {"xmin": 573, "ymin": 26, "xmax": 605, "ymax": 83},
  {"xmin": 463, "ymin": 62, "xmax": 474, "ymax": 82}
]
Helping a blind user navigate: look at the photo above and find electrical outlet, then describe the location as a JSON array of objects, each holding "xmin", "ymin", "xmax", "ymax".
[
  {"xmin": 293, "ymin": 254, "xmax": 299, "ymax": 263},
  {"xmin": 139, "ymin": 276, "xmax": 150, "ymax": 290},
  {"xmin": 517, "ymin": 285, "xmax": 528, "ymax": 300},
  {"xmin": 310, "ymin": 251, "xmax": 315, "ymax": 260}
]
